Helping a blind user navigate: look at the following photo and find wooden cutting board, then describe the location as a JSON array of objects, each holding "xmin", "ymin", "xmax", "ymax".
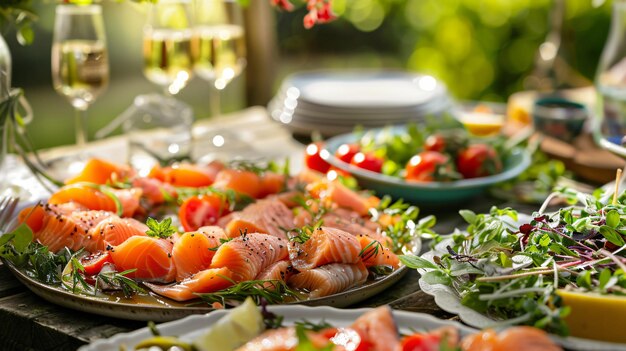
[{"xmin": 541, "ymin": 132, "xmax": 626, "ymax": 184}]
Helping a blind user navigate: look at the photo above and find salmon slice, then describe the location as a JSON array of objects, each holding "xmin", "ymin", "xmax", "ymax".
[
  {"xmin": 254, "ymin": 260, "xmax": 295, "ymax": 289},
  {"xmin": 356, "ymin": 235, "xmax": 399, "ymax": 268},
  {"xmin": 322, "ymin": 212, "xmax": 393, "ymax": 248},
  {"xmin": 108, "ymin": 236, "xmax": 176, "ymax": 283},
  {"xmin": 288, "ymin": 262, "xmax": 368, "ymax": 298},
  {"xmin": 49, "ymin": 185, "xmax": 142, "ymax": 217},
  {"xmin": 144, "ymin": 267, "xmax": 236, "ymax": 302},
  {"xmin": 210, "ymin": 233, "xmax": 289, "ymax": 282},
  {"xmin": 131, "ymin": 177, "xmax": 177, "ymax": 206},
  {"xmin": 225, "ymin": 199, "xmax": 294, "ymax": 240},
  {"xmin": 350, "ymin": 306, "xmax": 401, "ymax": 351},
  {"xmin": 266, "ymin": 190, "xmax": 305, "ymax": 208},
  {"xmin": 212, "ymin": 168, "xmax": 262, "ymax": 198},
  {"xmin": 20, "ymin": 204, "xmax": 113, "ymax": 253},
  {"xmin": 172, "ymin": 226, "xmax": 227, "ymax": 282},
  {"xmin": 461, "ymin": 327, "xmax": 562, "ymax": 351},
  {"xmin": 163, "ymin": 162, "xmax": 222, "ymax": 187},
  {"xmin": 289, "ymin": 227, "xmax": 361, "ymax": 270},
  {"xmin": 236, "ymin": 327, "xmax": 332, "ymax": 351},
  {"xmin": 258, "ymin": 172, "xmax": 286, "ymax": 198},
  {"xmin": 88, "ymin": 216, "xmax": 148, "ymax": 251},
  {"xmin": 65, "ymin": 158, "xmax": 133, "ymax": 185}
]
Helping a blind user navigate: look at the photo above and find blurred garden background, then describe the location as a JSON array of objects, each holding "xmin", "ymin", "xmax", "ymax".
[{"xmin": 3, "ymin": 0, "xmax": 613, "ymax": 149}]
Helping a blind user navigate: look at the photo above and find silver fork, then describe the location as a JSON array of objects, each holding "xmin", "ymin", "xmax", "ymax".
[{"xmin": 0, "ymin": 196, "xmax": 19, "ymax": 233}]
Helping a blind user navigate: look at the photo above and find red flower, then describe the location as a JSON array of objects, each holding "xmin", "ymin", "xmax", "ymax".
[{"xmin": 270, "ymin": 0, "xmax": 295, "ymax": 12}]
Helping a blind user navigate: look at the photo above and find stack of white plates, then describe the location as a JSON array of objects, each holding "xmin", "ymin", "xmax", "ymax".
[{"xmin": 268, "ymin": 70, "xmax": 453, "ymax": 136}]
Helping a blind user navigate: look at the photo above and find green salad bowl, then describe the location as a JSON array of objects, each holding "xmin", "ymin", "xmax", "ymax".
[{"xmin": 323, "ymin": 127, "xmax": 531, "ymax": 207}]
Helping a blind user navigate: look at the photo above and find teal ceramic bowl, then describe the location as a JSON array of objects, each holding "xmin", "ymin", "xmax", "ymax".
[{"xmin": 323, "ymin": 128, "xmax": 531, "ymax": 206}]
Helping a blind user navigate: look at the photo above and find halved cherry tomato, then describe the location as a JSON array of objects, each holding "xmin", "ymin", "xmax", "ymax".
[
  {"xmin": 424, "ymin": 134, "xmax": 446, "ymax": 153},
  {"xmin": 401, "ymin": 333, "xmax": 441, "ymax": 351},
  {"xmin": 350, "ymin": 152, "xmax": 384, "ymax": 173},
  {"xmin": 178, "ymin": 195, "xmax": 231, "ymax": 232},
  {"xmin": 304, "ymin": 142, "xmax": 331, "ymax": 173},
  {"xmin": 80, "ymin": 251, "xmax": 113, "ymax": 276},
  {"xmin": 456, "ymin": 143, "xmax": 502, "ymax": 179},
  {"xmin": 335, "ymin": 143, "xmax": 360, "ymax": 163},
  {"xmin": 405, "ymin": 151, "xmax": 454, "ymax": 182}
]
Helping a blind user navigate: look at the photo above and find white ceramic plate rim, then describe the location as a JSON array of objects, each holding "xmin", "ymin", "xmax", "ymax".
[
  {"xmin": 281, "ymin": 70, "xmax": 448, "ymax": 109},
  {"xmin": 419, "ymin": 237, "xmax": 626, "ymax": 351},
  {"xmin": 78, "ymin": 304, "xmax": 477, "ymax": 351}
]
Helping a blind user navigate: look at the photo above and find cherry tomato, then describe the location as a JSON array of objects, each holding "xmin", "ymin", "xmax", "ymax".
[
  {"xmin": 79, "ymin": 251, "xmax": 113, "ymax": 276},
  {"xmin": 401, "ymin": 333, "xmax": 441, "ymax": 351},
  {"xmin": 178, "ymin": 195, "xmax": 231, "ymax": 232},
  {"xmin": 405, "ymin": 151, "xmax": 453, "ymax": 182},
  {"xmin": 456, "ymin": 143, "xmax": 502, "ymax": 179},
  {"xmin": 350, "ymin": 152, "xmax": 384, "ymax": 173},
  {"xmin": 335, "ymin": 143, "xmax": 360, "ymax": 163},
  {"xmin": 304, "ymin": 142, "xmax": 331, "ymax": 173},
  {"xmin": 424, "ymin": 134, "xmax": 446, "ymax": 153}
]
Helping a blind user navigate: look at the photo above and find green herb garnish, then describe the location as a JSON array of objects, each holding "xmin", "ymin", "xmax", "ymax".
[
  {"xmin": 196, "ymin": 278, "xmax": 298, "ymax": 306},
  {"xmin": 145, "ymin": 217, "xmax": 176, "ymax": 239}
]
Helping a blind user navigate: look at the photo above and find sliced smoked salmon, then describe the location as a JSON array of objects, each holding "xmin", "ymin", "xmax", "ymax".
[
  {"xmin": 108, "ymin": 236, "xmax": 176, "ymax": 283},
  {"xmin": 172, "ymin": 226, "xmax": 227, "ymax": 282},
  {"xmin": 88, "ymin": 216, "xmax": 148, "ymax": 251},
  {"xmin": 144, "ymin": 267, "xmax": 236, "ymax": 302},
  {"xmin": 350, "ymin": 306, "xmax": 401, "ymax": 351},
  {"xmin": 287, "ymin": 262, "xmax": 368, "ymax": 298},
  {"xmin": 49, "ymin": 185, "xmax": 142, "ymax": 217},
  {"xmin": 20, "ymin": 204, "xmax": 113, "ymax": 253},
  {"xmin": 255, "ymin": 260, "xmax": 294, "ymax": 282},
  {"xmin": 65, "ymin": 158, "xmax": 133, "ymax": 185},
  {"xmin": 212, "ymin": 168, "xmax": 262, "ymax": 198},
  {"xmin": 225, "ymin": 199, "xmax": 294, "ymax": 240},
  {"xmin": 210, "ymin": 233, "xmax": 288, "ymax": 282},
  {"xmin": 356, "ymin": 235, "xmax": 399, "ymax": 268},
  {"xmin": 289, "ymin": 226, "xmax": 361, "ymax": 270}
]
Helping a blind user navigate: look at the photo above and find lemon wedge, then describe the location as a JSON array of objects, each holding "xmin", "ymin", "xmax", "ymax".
[
  {"xmin": 457, "ymin": 111, "xmax": 504, "ymax": 136},
  {"xmin": 557, "ymin": 289, "xmax": 626, "ymax": 343},
  {"xmin": 192, "ymin": 298, "xmax": 264, "ymax": 351}
]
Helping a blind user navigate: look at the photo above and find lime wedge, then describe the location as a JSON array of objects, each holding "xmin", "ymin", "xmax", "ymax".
[{"xmin": 192, "ymin": 298, "xmax": 264, "ymax": 351}]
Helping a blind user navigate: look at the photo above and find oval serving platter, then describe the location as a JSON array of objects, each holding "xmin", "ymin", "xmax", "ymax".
[{"xmin": 4, "ymin": 255, "xmax": 409, "ymax": 322}]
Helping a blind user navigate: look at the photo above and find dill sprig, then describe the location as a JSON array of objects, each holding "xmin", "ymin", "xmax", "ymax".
[
  {"xmin": 96, "ymin": 269, "xmax": 145, "ymax": 298},
  {"xmin": 195, "ymin": 278, "xmax": 298, "ymax": 306},
  {"xmin": 60, "ymin": 249, "xmax": 93, "ymax": 294},
  {"xmin": 208, "ymin": 238, "xmax": 233, "ymax": 251},
  {"xmin": 359, "ymin": 239, "xmax": 383, "ymax": 261}
]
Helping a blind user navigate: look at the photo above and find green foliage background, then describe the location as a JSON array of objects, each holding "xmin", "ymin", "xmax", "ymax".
[
  {"xmin": 2, "ymin": 0, "xmax": 615, "ymax": 149},
  {"xmin": 276, "ymin": 0, "xmax": 611, "ymax": 101}
]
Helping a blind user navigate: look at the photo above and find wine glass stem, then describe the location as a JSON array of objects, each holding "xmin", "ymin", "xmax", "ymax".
[
  {"xmin": 210, "ymin": 85, "xmax": 221, "ymax": 117},
  {"xmin": 75, "ymin": 107, "xmax": 88, "ymax": 147}
]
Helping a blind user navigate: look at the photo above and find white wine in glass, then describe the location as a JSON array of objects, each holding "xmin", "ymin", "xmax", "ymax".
[
  {"xmin": 143, "ymin": 0, "xmax": 194, "ymax": 95},
  {"xmin": 51, "ymin": 4, "xmax": 109, "ymax": 149},
  {"xmin": 193, "ymin": 24, "xmax": 246, "ymax": 89},
  {"xmin": 192, "ymin": 0, "xmax": 247, "ymax": 116}
]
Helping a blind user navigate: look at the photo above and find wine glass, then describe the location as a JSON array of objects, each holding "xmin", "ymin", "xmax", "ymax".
[
  {"xmin": 143, "ymin": 0, "xmax": 194, "ymax": 95},
  {"xmin": 192, "ymin": 0, "xmax": 247, "ymax": 117},
  {"xmin": 51, "ymin": 4, "xmax": 109, "ymax": 150}
]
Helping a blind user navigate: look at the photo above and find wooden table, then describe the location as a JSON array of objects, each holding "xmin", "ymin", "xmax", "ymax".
[{"xmin": 0, "ymin": 107, "xmax": 540, "ymax": 350}]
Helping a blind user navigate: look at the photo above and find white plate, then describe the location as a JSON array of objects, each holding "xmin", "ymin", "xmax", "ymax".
[
  {"xmin": 419, "ymin": 237, "xmax": 626, "ymax": 351},
  {"xmin": 78, "ymin": 304, "xmax": 477, "ymax": 351},
  {"xmin": 283, "ymin": 70, "xmax": 448, "ymax": 109}
]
